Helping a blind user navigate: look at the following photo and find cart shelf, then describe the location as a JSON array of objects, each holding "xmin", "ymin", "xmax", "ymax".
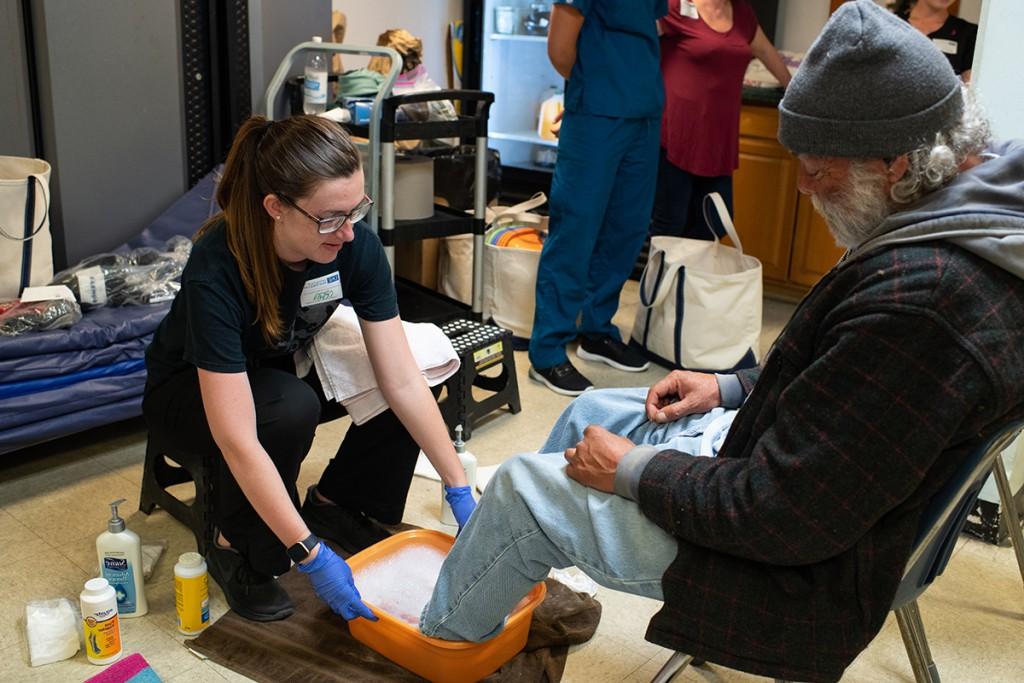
[{"xmin": 378, "ymin": 205, "xmax": 476, "ymax": 246}]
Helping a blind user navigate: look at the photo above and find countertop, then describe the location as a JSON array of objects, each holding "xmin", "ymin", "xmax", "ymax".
[{"xmin": 741, "ymin": 85, "xmax": 784, "ymax": 107}]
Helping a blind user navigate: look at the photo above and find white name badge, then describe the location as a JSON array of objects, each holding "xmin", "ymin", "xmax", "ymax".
[
  {"xmin": 932, "ymin": 38, "xmax": 958, "ymax": 55},
  {"xmin": 300, "ymin": 271, "xmax": 343, "ymax": 307},
  {"xmin": 678, "ymin": 1, "xmax": 700, "ymax": 19}
]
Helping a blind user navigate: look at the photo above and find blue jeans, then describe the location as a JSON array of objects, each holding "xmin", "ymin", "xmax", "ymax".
[
  {"xmin": 419, "ymin": 388, "xmax": 735, "ymax": 641},
  {"xmin": 529, "ymin": 112, "xmax": 660, "ymax": 370}
]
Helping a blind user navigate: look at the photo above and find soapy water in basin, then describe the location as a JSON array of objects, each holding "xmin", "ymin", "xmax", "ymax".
[{"xmin": 353, "ymin": 545, "xmax": 448, "ymax": 626}]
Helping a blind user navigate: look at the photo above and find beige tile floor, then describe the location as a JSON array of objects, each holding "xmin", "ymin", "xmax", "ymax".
[{"xmin": 1, "ymin": 283, "xmax": 1022, "ymax": 682}]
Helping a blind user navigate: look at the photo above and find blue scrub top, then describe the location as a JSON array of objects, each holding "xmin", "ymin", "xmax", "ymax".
[{"xmin": 556, "ymin": 0, "xmax": 668, "ymax": 118}]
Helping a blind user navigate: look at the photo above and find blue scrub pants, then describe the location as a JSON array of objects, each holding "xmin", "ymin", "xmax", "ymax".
[{"xmin": 529, "ymin": 112, "xmax": 660, "ymax": 370}]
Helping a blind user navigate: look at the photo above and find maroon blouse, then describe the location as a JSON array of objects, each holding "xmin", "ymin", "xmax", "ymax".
[{"xmin": 659, "ymin": 0, "xmax": 757, "ymax": 176}]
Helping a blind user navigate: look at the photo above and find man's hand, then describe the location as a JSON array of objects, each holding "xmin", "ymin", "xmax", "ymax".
[
  {"xmin": 645, "ymin": 371, "xmax": 721, "ymax": 423},
  {"xmin": 564, "ymin": 425, "xmax": 634, "ymax": 493}
]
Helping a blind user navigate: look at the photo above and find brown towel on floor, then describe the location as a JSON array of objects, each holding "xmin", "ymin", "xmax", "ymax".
[{"xmin": 187, "ymin": 559, "xmax": 601, "ymax": 682}]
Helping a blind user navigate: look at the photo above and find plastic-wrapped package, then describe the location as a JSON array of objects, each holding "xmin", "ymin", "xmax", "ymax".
[
  {"xmin": 49, "ymin": 235, "xmax": 192, "ymax": 310},
  {"xmin": 392, "ymin": 65, "xmax": 458, "ymax": 151},
  {"xmin": 25, "ymin": 598, "xmax": 80, "ymax": 667},
  {"xmin": 392, "ymin": 66, "xmax": 457, "ymax": 124},
  {"xmin": 0, "ymin": 298, "xmax": 82, "ymax": 336}
]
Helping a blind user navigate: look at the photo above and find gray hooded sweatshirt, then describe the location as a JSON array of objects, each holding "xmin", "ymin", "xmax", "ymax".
[{"xmin": 849, "ymin": 139, "xmax": 1024, "ymax": 278}]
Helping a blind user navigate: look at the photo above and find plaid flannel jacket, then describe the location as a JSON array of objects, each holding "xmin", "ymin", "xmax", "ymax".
[{"xmin": 637, "ymin": 242, "xmax": 1024, "ymax": 682}]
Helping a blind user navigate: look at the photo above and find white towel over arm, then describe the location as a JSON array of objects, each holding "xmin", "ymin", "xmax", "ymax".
[{"xmin": 294, "ymin": 305, "xmax": 460, "ymax": 424}]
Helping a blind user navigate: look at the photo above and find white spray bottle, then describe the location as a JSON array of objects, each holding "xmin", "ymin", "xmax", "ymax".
[
  {"xmin": 441, "ymin": 425, "xmax": 478, "ymax": 526},
  {"xmin": 96, "ymin": 499, "xmax": 148, "ymax": 617}
]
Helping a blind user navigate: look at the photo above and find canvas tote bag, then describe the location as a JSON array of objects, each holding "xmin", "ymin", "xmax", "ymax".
[
  {"xmin": 630, "ymin": 193, "xmax": 762, "ymax": 371},
  {"xmin": 481, "ymin": 193, "xmax": 547, "ymax": 339},
  {"xmin": 439, "ymin": 192, "xmax": 547, "ymax": 318},
  {"xmin": 0, "ymin": 157, "xmax": 53, "ymax": 300}
]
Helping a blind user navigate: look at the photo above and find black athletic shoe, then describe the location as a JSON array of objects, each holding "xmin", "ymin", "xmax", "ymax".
[
  {"xmin": 576, "ymin": 335, "xmax": 650, "ymax": 372},
  {"xmin": 529, "ymin": 361, "xmax": 594, "ymax": 396},
  {"xmin": 206, "ymin": 538, "xmax": 294, "ymax": 622},
  {"xmin": 300, "ymin": 485, "xmax": 390, "ymax": 555}
]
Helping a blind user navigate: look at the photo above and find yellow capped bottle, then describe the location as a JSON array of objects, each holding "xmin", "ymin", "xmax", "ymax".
[{"xmin": 174, "ymin": 552, "xmax": 210, "ymax": 635}]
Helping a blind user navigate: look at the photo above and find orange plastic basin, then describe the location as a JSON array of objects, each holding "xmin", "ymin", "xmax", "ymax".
[{"xmin": 346, "ymin": 529, "xmax": 546, "ymax": 683}]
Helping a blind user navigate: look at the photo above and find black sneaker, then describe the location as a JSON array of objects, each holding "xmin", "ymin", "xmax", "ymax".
[
  {"xmin": 300, "ymin": 485, "xmax": 390, "ymax": 555},
  {"xmin": 206, "ymin": 537, "xmax": 294, "ymax": 622},
  {"xmin": 529, "ymin": 361, "xmax": 594, "ymax": 396},
  {"xmin": 577, "ymin": 335, "xmax": 650, "ymax": 372}
]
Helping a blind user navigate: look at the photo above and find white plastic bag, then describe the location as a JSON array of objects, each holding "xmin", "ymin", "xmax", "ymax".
[{"xmin": 25, "ymin": 598, "xmax": 79, "ymax": 667}]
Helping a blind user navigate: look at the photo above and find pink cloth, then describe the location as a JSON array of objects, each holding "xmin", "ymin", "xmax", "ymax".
[
  {"xmin": 82, "ymin": 653, "xmax": 160, "ymax": 683},
  {"xmin": 659, "ymin": 0, "xmax": 758, "ymax": 176}
]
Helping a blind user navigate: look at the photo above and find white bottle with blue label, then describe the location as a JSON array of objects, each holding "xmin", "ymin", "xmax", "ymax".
[
  {"xmin": 303, "ymin": 36, "xmax": 328, "ymax": 115},
  {"xmin": 96, "ymin": 499, "xmax": 148, "ymax": 618}
]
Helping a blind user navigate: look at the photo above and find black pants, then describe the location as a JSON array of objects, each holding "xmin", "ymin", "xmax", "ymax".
[
  {"xmin": 650, "ymin": 146, "xmax": 734, "ymax": 240},
  {"xmin": 142, "ymin": 363, "xmax": 420, "ymax": 575}
]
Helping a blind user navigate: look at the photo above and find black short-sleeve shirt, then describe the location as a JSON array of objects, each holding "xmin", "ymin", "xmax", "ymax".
[
  {"xmin": 144, "ymin": 219, "xmax": 397, "ymax": 392},
  {"xmin": 899, "ymin": 12, "xmax": 978, "ymax": 76}
]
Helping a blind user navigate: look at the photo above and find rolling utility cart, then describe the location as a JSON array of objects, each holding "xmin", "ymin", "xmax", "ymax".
[{"xmin": 264, "ymin": 44, "xmax": 520, "ymax": 439}]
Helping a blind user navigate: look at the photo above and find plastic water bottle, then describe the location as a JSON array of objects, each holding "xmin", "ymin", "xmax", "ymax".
[{"xmin": 303, "ymin": 36, "xmax": 328, "ymax": 115}]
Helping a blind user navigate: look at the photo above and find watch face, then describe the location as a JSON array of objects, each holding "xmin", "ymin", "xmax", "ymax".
[{"xmin": 289, "ymin": 536, "xmax": 314, "ymax": 562}]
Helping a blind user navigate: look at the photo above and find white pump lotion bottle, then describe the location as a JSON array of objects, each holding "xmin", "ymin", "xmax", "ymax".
[{"xmin": 96, "ymin": 498, "xmax": 148, "ymax": 617}]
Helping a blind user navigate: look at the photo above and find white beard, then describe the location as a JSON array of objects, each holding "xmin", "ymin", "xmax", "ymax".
[{"xmin": 812, "ymin": 162, "xmax": 894, "ymax": 250}]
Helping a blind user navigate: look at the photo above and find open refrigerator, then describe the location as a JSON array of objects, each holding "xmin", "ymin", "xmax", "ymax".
[
  {"xmin": 462, "ymin": 1, "xmax": 561, "ymax": 193},
  {"xmin": 460, "ymin": 0, "xmax": 784, "ymax": 196}
]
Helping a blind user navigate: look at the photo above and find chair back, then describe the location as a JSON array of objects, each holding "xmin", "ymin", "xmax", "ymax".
[{"xmin": 892, "ymin": 419, "xmax": 1024, "ymax": 608}]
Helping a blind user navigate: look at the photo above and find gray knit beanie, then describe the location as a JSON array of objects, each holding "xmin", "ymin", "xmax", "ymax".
[{"xmin": 778, "ymin": 0, "xmax": 963, "ymax": 158}]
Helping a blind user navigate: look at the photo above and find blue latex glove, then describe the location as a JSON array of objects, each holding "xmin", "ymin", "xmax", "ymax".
[
  {"xmin": 296, "ymin": 542, "xmax": 377, "ymax": 621},
  {"xmin": 444, "ymin": 484, "xmax": 477, "ymax": 533}
]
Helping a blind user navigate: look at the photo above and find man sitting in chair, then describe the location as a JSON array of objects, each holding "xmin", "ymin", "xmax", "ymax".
[{"xmin": 419, "ymin": 2, "xmax": 1024, "ymax": 681}]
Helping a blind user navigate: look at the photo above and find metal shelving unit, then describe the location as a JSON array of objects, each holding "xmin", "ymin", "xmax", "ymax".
[
  {"xmin": 378, "ymin": 90, "xmax": 495, "ymax": 320},
  {"xmin": 263, "ymin": 44, "xmax": 495, "ymax": 321}
]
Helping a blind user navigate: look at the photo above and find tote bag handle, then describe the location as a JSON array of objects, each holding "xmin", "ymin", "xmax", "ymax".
[
  {"xmin": 485, "ymin": 192, "xmax": 547, "ymax": 228},
  {"xmin": 702, "ymin": 192, "xmax": 746, "ymax": 256},
  {"xmin": 0, "ymin": 175, "xmax": 49, "ymax": 242},
  {"xmin": 637, "ymin": 245, "xmax": 686, "ymax": 310}
]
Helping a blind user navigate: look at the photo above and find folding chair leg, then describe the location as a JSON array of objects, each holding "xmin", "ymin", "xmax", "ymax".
[
  {"xmin": 895, "ymin": 605, "xmax": 928, "ymax": 683},
  {"xmin": 907, "ymin": 601, "xmax": 940, "ymax": 683},
  {"xmin": 895, "ymin": 601, "xmax": 940, "ymax": 683},
  {"xmin": 651, "ymin": 652, "xmax": 693, "ymax": 683},
  {"xmin": 993, "ymin": 453, "xmax": 1024, "ymax": 589}
]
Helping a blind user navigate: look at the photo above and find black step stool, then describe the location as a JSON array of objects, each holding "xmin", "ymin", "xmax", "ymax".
[
  {"xmin": 138, "ymin": 435, "xmax": 215, "ymax": 555},
  {"xmin": 438, "ymin": 319, "xmax": 521, "ymax": 440}
]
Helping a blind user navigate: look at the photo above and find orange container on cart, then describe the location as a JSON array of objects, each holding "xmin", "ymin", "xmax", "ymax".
[{"xmin": 346, "ymin": 529, "xmax": 547, "ymax": 683}]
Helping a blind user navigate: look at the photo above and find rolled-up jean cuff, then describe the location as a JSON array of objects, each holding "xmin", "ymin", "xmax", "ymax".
[{"xmin": 614, "ymin": 445, "xmax": 660, "ymax": 501}]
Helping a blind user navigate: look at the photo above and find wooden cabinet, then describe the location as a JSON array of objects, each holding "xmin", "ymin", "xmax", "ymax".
[
  {"xmin": 732, "ymin": 103, "xmax": 845, "ymax": 294},
  {"xmin": 733, "ymin": 106, "xmax": 799, "ymax": 282}
]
